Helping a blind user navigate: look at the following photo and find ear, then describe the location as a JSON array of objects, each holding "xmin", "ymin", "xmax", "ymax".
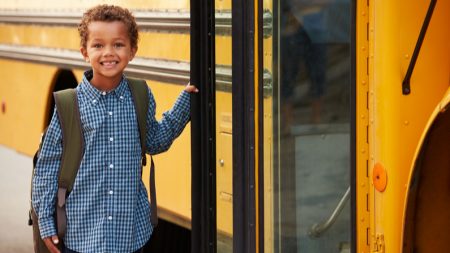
[
  {"xmin": 80, "ymin": 47, "xmax": 89, "ymax": 62},
  {"xmin": 129, "ymin": 47, "xmax": 138, "ymax": 61}
]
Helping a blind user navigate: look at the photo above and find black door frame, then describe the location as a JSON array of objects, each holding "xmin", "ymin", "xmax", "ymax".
[
  {"xmin": 232, "ymin": 0, "xmax": 257, "ymax": 252},
  {"xmin": 190, "ymin": 0, "xmax": 216, "ymax": 252}
]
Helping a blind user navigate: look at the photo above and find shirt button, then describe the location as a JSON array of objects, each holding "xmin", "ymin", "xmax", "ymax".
[
  {"xmin": 119, "ymin": 96, "xmax": 124, "ymax": 100},
  {"xmin": 108, "ymin": 111, "xmax": 113, "ymax": 116},
  {"xmin": 108, "ymin": 216, "xmax": 113, "ymax": 220},
  {"xmin": 109, "ymin": 190, "xmax": 114, "ymax": 195},
  {"xmin": 109, "ymin": 137, "xmax": 114, "ymax": 142},
  {"xmin": 109, "ymin": 164, "xmax": 114, "ymax": 169},
  {"xmin": 102, "ymin": 91, "xmax": 106, "ymax": 96},
  {"xmin": 92, "ymin": 99, "xmax": 97, "ymax": 104}
]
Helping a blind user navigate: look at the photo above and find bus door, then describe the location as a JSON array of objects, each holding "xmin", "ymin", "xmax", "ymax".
[{"xmin": 192, "ymin": 0, "xmax": 355, "ymax": 252}]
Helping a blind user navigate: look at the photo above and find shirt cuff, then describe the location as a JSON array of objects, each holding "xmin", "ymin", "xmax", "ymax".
[
  {"xmin": 171, "ymin": 90, "xmax": 191, "ymax": 123},
  {"xmin": 39, "ymin": 216, "xmax": 57, "ymax": 239}
]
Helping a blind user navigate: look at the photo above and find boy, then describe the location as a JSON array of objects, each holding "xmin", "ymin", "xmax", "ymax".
[{"xmin": 32, "ymin": 5, "xmax": 198, "ymax": 253}]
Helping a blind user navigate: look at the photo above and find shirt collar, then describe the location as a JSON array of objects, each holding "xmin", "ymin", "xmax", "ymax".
[{"xmin": 80, "ymin": 70, "xmax": 128, "ymax": 103}]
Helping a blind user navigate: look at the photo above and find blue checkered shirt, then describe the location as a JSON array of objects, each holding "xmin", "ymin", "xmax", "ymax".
[{"xmin": 32, "ymin": 70, "xmax": 190, "ymax": 253}]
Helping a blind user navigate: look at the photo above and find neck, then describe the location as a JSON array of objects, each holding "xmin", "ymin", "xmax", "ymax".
[{"xmin": 90, "ymin": 74, "xmax": 122, "ymax": 91}]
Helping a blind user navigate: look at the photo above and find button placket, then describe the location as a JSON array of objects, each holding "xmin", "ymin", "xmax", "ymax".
[{"xmin": 105, "ymin": 93, "xmax": 114, "ymax": 225}]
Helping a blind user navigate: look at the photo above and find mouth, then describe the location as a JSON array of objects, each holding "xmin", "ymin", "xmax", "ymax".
[{"xmin": 101, "ymin": 61, "xmax": 119, "ymax": 67}]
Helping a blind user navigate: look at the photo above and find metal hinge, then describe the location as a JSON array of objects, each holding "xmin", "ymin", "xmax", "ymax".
[{"xmin": 373, "ymin": 234, "xmax": 385, "ymax": 253}]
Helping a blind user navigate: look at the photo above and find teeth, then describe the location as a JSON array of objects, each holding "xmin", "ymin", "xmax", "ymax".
[{"xmin": 102, "ymin": 61, "xmax": 117, "ymax": 66}]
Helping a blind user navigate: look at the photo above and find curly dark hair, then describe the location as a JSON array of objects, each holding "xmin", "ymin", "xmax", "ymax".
[{"xmin": 78, "ymin": 5, "xmax": 139, "ymax": 49}]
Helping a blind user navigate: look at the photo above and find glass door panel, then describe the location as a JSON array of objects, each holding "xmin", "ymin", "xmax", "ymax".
[
  {"xmin": 263, "ymin": 0, "xmax": 352, "ymax": 252},
  {"xmin": 215, "ymin": 0, "xmax": 233, "ymax": 252}
]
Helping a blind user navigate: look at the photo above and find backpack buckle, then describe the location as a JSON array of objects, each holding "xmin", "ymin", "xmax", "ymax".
[{"xmin": 142, "ymin": 154, "xmax": 147, "ymax": 166}]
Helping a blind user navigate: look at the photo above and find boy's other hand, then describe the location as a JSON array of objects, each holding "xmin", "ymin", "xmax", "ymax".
[
  {"xmin": 43, "ymin": 235, "xmax": 61, "ymax": 253},
  {"xmin": 185, "ymin": 82, "xmax": 199, "ymax": 93}
]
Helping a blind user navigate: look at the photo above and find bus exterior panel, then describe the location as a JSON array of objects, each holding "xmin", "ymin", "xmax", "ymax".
[
  {"xmin": 0, "ymin": 23, "xmax": 191, "ymax": 61},
  {"xmin": 0, "ymin": 0, "xmax": 190, "ymax": 10},
  {"xmin": 0, "ymin": 61, "xmax": 59, "ymax": 155},
  {"xmin": 370, "ymin": 0, "xmax": 450, "ymax": 252}
]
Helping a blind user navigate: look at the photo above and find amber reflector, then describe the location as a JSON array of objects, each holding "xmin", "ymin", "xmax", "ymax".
[{"xmin": 373, "ymin": 162, "xmax": 387, "ymax": 192}]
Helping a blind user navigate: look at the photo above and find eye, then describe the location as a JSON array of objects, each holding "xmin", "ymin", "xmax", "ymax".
[
  {"xmin": 114, "ymin": 43, "xmax": 125, "ymax": 48},
  {"xmin": 93, "ymin": 44, "xmax": 103, "ymax": 49}
]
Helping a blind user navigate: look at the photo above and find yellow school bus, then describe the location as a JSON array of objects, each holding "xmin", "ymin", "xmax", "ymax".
[{"xmin": 0, "ymin": 0, "xmax": 449, "ymax": 252}]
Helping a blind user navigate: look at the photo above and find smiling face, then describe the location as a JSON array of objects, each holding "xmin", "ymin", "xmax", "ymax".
[{"xmin": 80, "ymin": 21, "xmax": 137, "ymax": 89}]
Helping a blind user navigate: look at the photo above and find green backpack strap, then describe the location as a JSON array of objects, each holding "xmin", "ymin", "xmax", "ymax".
[
  {"xmin": 53, "ymin": 88, "xmax": 83, "ymax": 239},
  {"xmin": 128, "ymin": 78, "xmax": 158, "ymax": 227}
]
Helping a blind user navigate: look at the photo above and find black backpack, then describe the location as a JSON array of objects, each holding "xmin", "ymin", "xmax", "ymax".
[{"xmin": 29, "ymin": 78, "xmax": 158, "ymax": 253}]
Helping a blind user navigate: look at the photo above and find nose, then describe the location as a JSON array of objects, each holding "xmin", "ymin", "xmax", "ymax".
[{"xmin": 103, "ymin": 45, "xmax": 114, "ymax": 57}]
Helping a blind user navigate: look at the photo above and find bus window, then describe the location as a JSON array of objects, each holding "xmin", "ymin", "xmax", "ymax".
[{"xmin": 263, "ymin": 0, "xmax": 352, "ymax": 252}]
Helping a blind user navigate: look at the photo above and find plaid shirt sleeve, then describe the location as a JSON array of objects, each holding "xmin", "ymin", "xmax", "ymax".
[
  {"xmin": 145, "ymin": 88, "xmax": 190, "ymax": 155},
  {"xmin": 31, "ymin": 109, "xmax": 62, "ymax": 239}
]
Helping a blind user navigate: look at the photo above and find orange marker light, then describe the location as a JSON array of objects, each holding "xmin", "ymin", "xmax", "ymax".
[{"xmin": 373, "ymin": 162, "xmax": 387, "ymax": 192}]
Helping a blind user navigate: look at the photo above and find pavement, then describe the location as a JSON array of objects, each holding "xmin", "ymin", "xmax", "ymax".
[{"xmin": 0, "ymin": 145, "xmax": 34, "ymax": 253}]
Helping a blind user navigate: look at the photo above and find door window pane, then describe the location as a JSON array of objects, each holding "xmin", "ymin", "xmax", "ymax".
[{"xmin": 263, "ymin": 0, "xmax": 352, "ymax": 252}]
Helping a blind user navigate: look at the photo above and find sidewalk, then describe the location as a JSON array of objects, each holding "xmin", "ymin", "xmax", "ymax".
[{"xmin": 0, "ymin": 145, "xmax": 33, "ymax": 252}]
